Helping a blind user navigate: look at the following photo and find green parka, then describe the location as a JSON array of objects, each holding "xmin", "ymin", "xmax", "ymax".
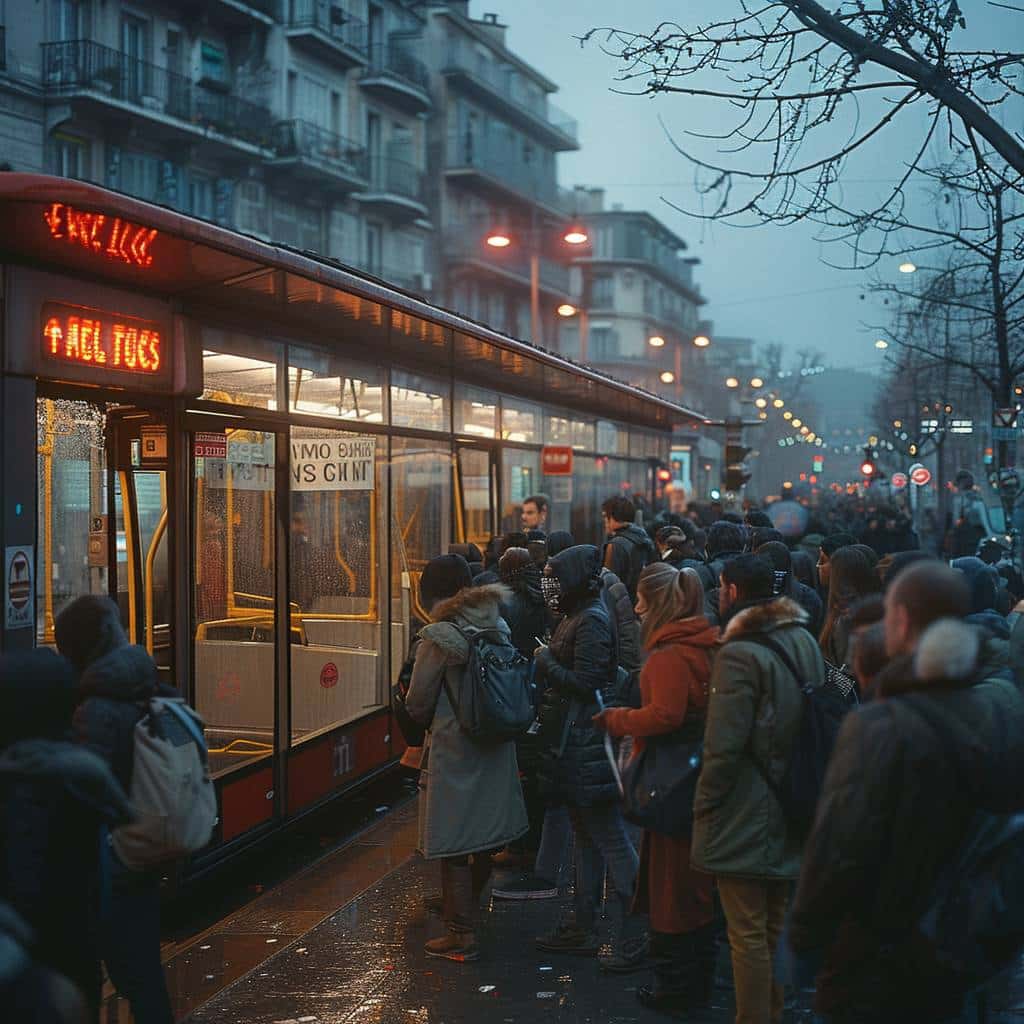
[{"xmin": 691, "ymin": 596, "xmax": 825, "ymax": 880}]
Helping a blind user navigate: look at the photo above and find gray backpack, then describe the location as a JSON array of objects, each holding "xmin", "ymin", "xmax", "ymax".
[{"xmin": 112, "ymin": 698, "xmax": 217, "ymax": 869}]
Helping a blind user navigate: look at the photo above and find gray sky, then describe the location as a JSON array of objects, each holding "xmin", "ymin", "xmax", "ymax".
[{"xmin": 471, "ymin": 0, "xmax": 1019, "ymax": 374}]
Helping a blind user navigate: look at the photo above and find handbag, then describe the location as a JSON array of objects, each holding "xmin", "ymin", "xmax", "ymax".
[
  {"xmin": 621, "ymin": 714, "xmax": 705, "ymax": 837},
  {"xmin": 392, "ymin": 637, "xmax": 426, "ymax": 748}
]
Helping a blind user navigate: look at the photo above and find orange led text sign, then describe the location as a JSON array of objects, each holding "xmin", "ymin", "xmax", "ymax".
[
  {"xmin": 43, "ymin": 202, "xmax": 158, "ymax": 268},
  {"xmin": 42, "ymin": 304, "xmax": 163, "ymax": 375}
]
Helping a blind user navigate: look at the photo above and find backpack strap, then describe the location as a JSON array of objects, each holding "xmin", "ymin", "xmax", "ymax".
[
  {"xmin": 157, "ymin": 699, "xmax": 209, "ymax": 763},
  {"xmin": 744, "ymin": 632, "xmax": 804, "ymax": 686}
]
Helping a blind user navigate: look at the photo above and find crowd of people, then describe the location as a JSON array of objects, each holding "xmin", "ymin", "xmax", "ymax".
[
  {"xmin": 0, "ymin": 596, "xmax": 177, "ymax": 1023},
  {"xmin": 400, "ymin": 490, "xmax": 1024, "ymax": 1024}
]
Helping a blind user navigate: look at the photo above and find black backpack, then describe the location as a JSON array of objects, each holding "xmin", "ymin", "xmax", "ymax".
[
  {"xmin": 445, "ymin": 626, "xmax": 535, "ymax": 744},
  {"xmin": 748, "ymin": 633, "xmax": 851, "ymax": 837},
  {"xmin": 905, "ymin": 697, "xmax": 1024, "ymax": 989}
]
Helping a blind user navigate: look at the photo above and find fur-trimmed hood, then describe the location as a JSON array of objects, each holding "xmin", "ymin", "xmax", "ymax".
[
  {"xmin": 421, "ymin": 583, "xmax": 512, "ymax": 661},
  {"xmin": 914, "ymin": 617, "xmax": 981, "ymax": 683},
  {"xmin": 721, "ymin": 595, "xmax": 808, "ymax": 642}
]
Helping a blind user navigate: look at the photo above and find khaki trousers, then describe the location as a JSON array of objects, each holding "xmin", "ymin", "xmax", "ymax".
[{"xmin": 717, "ymin": 877, "xmax": 789, "ymax": 1024}]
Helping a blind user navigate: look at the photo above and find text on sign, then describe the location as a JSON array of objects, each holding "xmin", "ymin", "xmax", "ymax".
[{"xmin": 44, "ymin": 202, "xmax": 158, "ymax": 269}]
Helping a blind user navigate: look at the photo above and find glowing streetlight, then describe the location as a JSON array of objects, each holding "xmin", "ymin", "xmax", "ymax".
[
  {"xmin": 563, "ymin": 228, "xmax": 589, "ymax": 246},
  {"xmin": 758, "ymin": 411, "xmax": 768, "ymax": 420},
  {"xmin": 648, "ymin": 335, "xmax": 666, "ymax": 348},
  {"xmin": 773, "ymin": 398, "xmax": 785, "ymax": 409},
  {"xmin": 800, "ymin": 426, "xmax": 809, "ymax": 435},
  {"xmin": 875, "ymin": 338, "xmax": 889, "ymax": 350},
  {"xmin": 792, "ymin": 418, "xmax": 802, "ymax": 428},
  {"xmin": 486, "ymin": 232, "xmax": 512, "ymax": 248},
  {"xmin": 557, "ymin": 303, "xmax": 577, "ymax": 318},
  {"xmin": 783, "ymin": 410, "xmax": 793, "ymax": 420},
  {"xmin": 750, "ymin": 377, "xmax": 764, "ymax": 389},
  {"xmin": 893, "ymin": 419, "xmax": 902, "ymax": 428},
  {"xmin": 899, "ymin": 261, "xmax": 917, "ymax": 274},
  {"xmin": 660, "ymin": 370, "xmax": 675, "ymax": 384},
  {"xmin": 725, "ymin": 377, "xmax": 740, "ymax": 388},
  {"xmin": 693, "ymin": 334, "xmax": 711, "ymax": 348},
  {"xmin": 755, "ymin": 397, "xmax": 768, "ymax": 409}
]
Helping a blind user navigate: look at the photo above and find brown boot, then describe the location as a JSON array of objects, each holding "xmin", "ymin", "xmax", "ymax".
[{"xmin": 425, "ymin": 861, "xmax": 480, "ymax": 962}]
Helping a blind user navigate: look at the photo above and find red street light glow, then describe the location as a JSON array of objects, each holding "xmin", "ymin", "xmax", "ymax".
[
  {"xmin": 861, "ymin": 462, "xmax": 875, "ymax": 476},
  {"xmin": 486, "ymin": 232, "xmax": 512, "ymax": 248},
  {"xmin": 563, "ymin": 228, "xmax": 589, "ymax": 245}
]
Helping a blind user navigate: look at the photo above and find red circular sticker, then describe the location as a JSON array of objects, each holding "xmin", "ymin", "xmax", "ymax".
[{"xmin": 320, "ymin": 662, "xmax": 339, "ymax": 689}]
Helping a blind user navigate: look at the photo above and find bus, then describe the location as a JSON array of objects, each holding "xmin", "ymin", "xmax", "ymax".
[{"xmin": 0, "ymin": 174, "xmax": 703, "ymax": 872}]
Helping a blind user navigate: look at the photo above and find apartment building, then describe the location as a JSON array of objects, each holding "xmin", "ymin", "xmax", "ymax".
[
  {"xmin": 0, "ymin": 0, "xmax": 433, "ymax": 291},
  {"xmin": 419, "ymin": 1, "xmax": 579, "ymax": 345}
]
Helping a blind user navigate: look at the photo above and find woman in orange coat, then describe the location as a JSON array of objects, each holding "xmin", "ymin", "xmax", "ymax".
[{"xmin": 595, "ymin": 563, "xmax": 718, "ymax": 1017}]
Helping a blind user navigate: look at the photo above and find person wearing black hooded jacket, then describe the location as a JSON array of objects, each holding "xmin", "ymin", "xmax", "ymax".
[
  {"xmin": 55, "ymin": 595, "xmax": 176, "ymax": 1024},
  {"xmin": 0, "ymin": 648, "xmax": 131, "ymax": 1022},
  {"xmin": 602, "ymin": 496, "xmax": 655, "ymax": 602},
  {"xmin": 534, "ymin": 544, "xmax": 640, "ymax": 959}
]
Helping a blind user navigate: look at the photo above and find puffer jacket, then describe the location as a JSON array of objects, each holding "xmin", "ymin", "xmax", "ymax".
[
  {"xmin": 600, "ymin": 567, "xmax": 641, "ymax": 675},
  {"xmin": 0, "ymin": 740, "xmax": 130, "ymax": 1016},
  {"xmin": 405, "ymin": 583, "xmax": 528, "ymax": 859},
  {"xmin": 604, "ymin": 523, "xmax": 655, "ymax": 601},
  {"xmin": 501, "ymin": 567, "xmax": 549, "ymax": 659},
  {"xmin": 788, "ymin": 618, "xmax": 1024, "ymax": 1020},
  {"xmin": 72, "ymin": 645, "xmax": 174, "ymax": 792},
  {"xmin": 536, "ymin": 545, "xmax": 618, "ymax": 806},
  {"xmin": 691, "ymin": 596, "xmax": 825, "ymax": 879}
]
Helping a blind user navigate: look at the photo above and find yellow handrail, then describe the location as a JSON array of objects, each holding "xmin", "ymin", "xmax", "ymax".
[
  {"xmin": 144, "ymin": 506, "xmax": 169, "ymax": 656},
  {"xmin": 120, "ymin": 470, "xmax": 138, "ymax": 644},
  {"xmin": 39, "ymin": 400, "xmax": 55, "ymax": 643}
]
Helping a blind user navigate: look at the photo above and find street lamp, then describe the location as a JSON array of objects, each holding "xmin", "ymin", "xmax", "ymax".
[
  {"xmin": 773, "ymin": 398, "xmax": 785, "ymax": 409},
  {"xmin": 648, "ymin": 335, "xmax": 666, "ymax": 348},
  {"xmin": 557, "ymin": 303, "xmax": 577, "ymax": 317},
  {"xmin": 693, "ymin": 334, "xmax": 711, "ymax": 348},
  {"xmin": 899, "ymin": 261, "xmax": 917, "ymax": 274},
  {"xmin": 875, "ymin": 339, "xmax": 889, "ymax": 350},
  {"xmin": 792, "ymin": 418, "xmax": 802, "ymax": 428},
  {"xmin": 660, "ymin": 370, "xmax": 675, "ymax": 384},
  {"xmin": 725, "ymin": 377, "xmax": 739, "ymax": 388},
  {"xmin": 563, "ymin": 227, "xmax": 589, "ymax": 246},
  {"xmin": 783, "ymin": 410, "xmax": 793, "ymax": 420},
  {"xmin": 486, "ymin": 231, "xmax": 512, "ymax": 248},
  {"xmin": 755, "ymin": 397, "xmax": 768, "ymax": 409},
  {"xmin": 750, "ymin": 377, "xmax": 764, "ymax": 388}
]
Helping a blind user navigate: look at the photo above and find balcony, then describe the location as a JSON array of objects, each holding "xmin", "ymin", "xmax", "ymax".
[
  {"xmin": 444, "ymin": 132, "xmax": 573, "ymax": 218},
  {"xmin": 286, "ymin": 1, "xmax": 368, "ymax": 68},
  {"xmin": 360, "ymin": 44, "xmax": 431, "ymax": 113},
  {"xmin": 355, "ymin": 156, "xmax": 428, "ymax": 221},
  {"xmin": 442, "ymin": 230, "xmax": 570, "ymax": 297},
  {"xmin": 177, "ymin": 0, "xmax": 277, "ymax": 28},
  {"xmin": 442, "ymin": 40, "xmax": 578, "ymax": 152},
  {"xmin": 42, "ymin": 40, "xmax": 273, "ymax": 153},
  {"xmin": 268, "ymin": 120, "xmax": 369, "ymax": 194}
]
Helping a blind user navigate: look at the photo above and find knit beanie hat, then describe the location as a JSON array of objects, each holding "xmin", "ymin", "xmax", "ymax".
[
  {"xmin": 54, "ymin": 594, "xmax": 128, "ymax": 673},
  {"xmin": 419, "ymin": 554, "xmax": 473, "ymax": 611}
]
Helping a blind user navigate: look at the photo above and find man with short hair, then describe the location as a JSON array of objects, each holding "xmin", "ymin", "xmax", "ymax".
[
  {"xmin": 692, "ymin": 555, "xmax": 824, "ymax": 1024},
  {"xmin": 702, "ymin": 520, "xmax": 748, "ymax": 622},
  {"xmin": 788, "ymin": 561, "xmax": 1024, "ymax": 1022},
  {"xmin": 520, "ymin": 494, "xmax": 549, "ymax": 534},
  {"xmin": 601, "ymin": 495, "xmax": 654, "ymax": 602}
]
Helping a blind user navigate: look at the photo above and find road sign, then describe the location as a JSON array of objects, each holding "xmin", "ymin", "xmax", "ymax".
[
  {"xmin": 5, "ymin": 546, "xmax": 33, "ymax": 630},
  {"xmin": 910, "ymin": 466, "xmax": 932, "ymax": 487},
  {"xmin": 891, "ymin": 472, "xmax": 908, "ymax": 489},
  {"xmin": 541, "ymin": 446, "xmax": 573, "ymax": 476}
]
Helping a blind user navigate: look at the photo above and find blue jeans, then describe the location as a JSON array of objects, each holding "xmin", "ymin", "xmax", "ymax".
[
  {"xmin": 534, "ymin": 805, "xmax": 572, "ymax": 886},
  {"xmin": 568, "ymin": 803, "xmax": 639, "ymax": 932},
  {"xmin": 103, "ymin": 856, "xmax": 174, "ymax": 1024}
]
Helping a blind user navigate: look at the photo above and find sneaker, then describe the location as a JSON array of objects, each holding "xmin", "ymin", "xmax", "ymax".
[
  {"xmin": 598, "ymin": 934, "xmax": 652, "ymax": 974},
  {"xmin": 535, "ymin": 924, "xmax": 600, "ymax": 955},
  {"xmin": 425, "ymin": 932, "xmax": 480, "ymax": 962},
  {"xmin": 491, "ymin": 873, "xmax": 558, "ymax": 901}
]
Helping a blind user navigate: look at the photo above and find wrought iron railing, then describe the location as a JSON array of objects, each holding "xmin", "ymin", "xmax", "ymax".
[
  {"xmin": 41, "ymin": 40, "xmax": 272, "ymax": 148},
  {"xmin": 445, "ymin": 39, "xmax": 577, "ymax": 143},
  {"xmin": 273, "ymin": 119, "xmax": 369, "ymax": 182},
  {"xmin": 364, "ymin": 43, "xmax": 430, "ymax": 93},
  {"xmin": 366, "ymin": 155, "xmax": 425, "ymax": 203},
  {"xmin": 287, "ymin": 1, "xmax": 368, "ymax": 56},
  {"xmin": 445, "ymin": 131, "xmax": 565, "ymax": 209}
]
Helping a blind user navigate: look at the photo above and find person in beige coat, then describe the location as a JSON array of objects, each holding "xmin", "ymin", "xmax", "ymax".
[{"xmin": 405, "ymin": 555, "xmax": 528, "ymax": 962}]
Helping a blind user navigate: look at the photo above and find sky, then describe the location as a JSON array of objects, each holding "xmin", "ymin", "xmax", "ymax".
[{"xmin": 469, "ymin": 0, "xmax": 1019, "ymax": 374}]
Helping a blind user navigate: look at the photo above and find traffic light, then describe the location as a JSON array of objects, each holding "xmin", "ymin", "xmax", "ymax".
[
  {"xmin": 812, "ymin": 455, "xmax": 824, "ymax": 474},
  {"xmin": 723, "ymin": 442, "xmax": 752, "ymax": 492},
  {"xmin": 656, "ymin": 464, "xmax": 672, "ymax": 483},
  {"xmin": 860, "ymin": 445, "xmax": 877, "ymax": 480}
]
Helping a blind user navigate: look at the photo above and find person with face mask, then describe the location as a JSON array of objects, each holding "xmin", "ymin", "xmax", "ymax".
[{"xmin": 532, "ymin": 545, "xmax": 640, "ymax": 964}]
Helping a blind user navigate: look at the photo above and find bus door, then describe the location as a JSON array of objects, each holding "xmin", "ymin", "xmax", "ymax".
[
  {"xmin": 454, "ymin": 443, "xmax": 497, "ymax": 551},
  {"xmin": 35, "ymin": 396, "xmax": 173, "ymax": 681}
]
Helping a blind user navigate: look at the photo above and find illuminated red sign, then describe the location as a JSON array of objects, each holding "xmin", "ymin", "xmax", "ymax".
[
  {"xmin": 43, "ymin": 202, "xmax": 158, "ymax": 268},
  {"xmin": 42, "ymin": 304, "xmax": 163, "ymax": 374},
  {"xmin": 541, "ymin": 446, "xmax": 574, "ymax": 476}
]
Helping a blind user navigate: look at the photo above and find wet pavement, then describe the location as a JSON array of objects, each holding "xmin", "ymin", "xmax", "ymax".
[{"xmin": 103, "ymin": 780, "xmax": 1024, "ymax": 1023}]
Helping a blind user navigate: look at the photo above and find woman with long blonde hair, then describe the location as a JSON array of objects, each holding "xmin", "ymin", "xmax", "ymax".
[{"xmin": 594, "ymin": 563, "xmax": 719, "ymax": 1015}]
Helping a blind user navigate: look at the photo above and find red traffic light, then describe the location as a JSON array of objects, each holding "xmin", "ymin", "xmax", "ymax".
[
  {"xmin": 656, "ymin": 468, "xmax": 672, "ymax": 483},
  {"xmin": 860, "ymin": 461, "xmax": 876, "ymax": 477}
]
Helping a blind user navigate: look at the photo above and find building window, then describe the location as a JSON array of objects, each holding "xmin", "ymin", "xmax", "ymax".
[
  {"xmin": 236, "ymin": 181, "xmax": 268, "ymax": 236},
  {"xmin": 188, "ymin": 174, "xmax": 215, "ymax": 220},
  {"xmin": 591, "ymin": 274, "xmax": 613, "ymax": 308},
  {"xmin": 590, "ymin": 326, "xmax": 618, "ymax": 362},
  {"xmin": 51, "ymin": 133, "xmax": 89, "ymax": 180},
  {"xmin": 199, "ymin": 42, "xmax": 228, "ymax": 88},
  {"xmin": 54, "ymin": 0, "xmax": 88, "ymax": 42},
  {"xmin": 116, "ymin": 150, "xmax": 160, "ymax": 202}
]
